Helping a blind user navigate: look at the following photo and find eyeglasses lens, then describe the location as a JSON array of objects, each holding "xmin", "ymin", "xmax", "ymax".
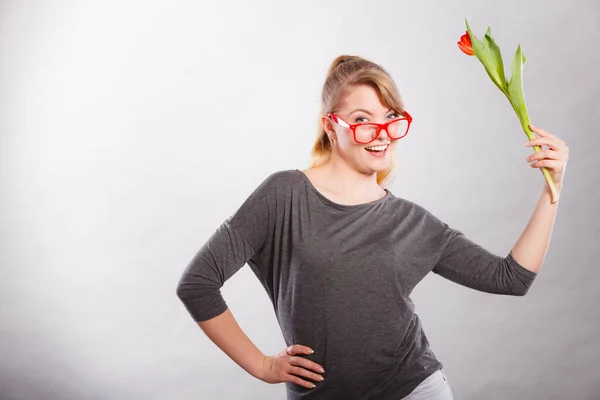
[{"xmin": 355, "ymin": 119, "xmax": 409, "ymax": 143}]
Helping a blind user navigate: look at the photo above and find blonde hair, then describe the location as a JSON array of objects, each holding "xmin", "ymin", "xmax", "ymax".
[{"xmin": 309, "ymin": 55, "xmax": 406, "ymax": 186}]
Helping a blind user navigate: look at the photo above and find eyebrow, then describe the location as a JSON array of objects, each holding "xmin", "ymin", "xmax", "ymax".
[{"xmin": 349, "ymin": 108, "xmax": 393, "ymax": 116}]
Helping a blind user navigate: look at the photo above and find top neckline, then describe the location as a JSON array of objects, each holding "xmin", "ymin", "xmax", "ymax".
[{"xmin": 294, "ymin": 169, "xmax": 391, "ymax": 211}]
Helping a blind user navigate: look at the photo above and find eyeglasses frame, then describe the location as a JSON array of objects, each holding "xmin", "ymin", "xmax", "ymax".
[{"xmin": 327, "ymin": 111, "xmax": 413, "ymax": 144}]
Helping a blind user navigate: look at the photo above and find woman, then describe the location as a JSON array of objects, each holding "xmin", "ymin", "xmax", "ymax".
[{"xmin": 176, "ymin": 55, "xmax": 568, "ymax": 399}]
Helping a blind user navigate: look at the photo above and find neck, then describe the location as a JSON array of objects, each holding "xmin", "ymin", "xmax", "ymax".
[{"xmin": 319, "ymin": 153, "xmax": 382, "ymax": 198}]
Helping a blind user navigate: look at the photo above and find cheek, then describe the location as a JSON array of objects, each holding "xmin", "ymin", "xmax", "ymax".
[
  {"xmin": 336, "ymin": 134, "xmax": 356, "ymax": 150},
  {"xmin": 339, "ymin": 139, "xmax": 364, "ymax": 155}
]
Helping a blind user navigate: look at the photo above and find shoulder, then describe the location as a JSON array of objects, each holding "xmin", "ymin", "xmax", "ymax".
[
  {"xmin": 386, "ymin": 195, "xmax": 449, "ymax": 228},
  {"xmin": 263, "ymin": 169, "xmax": 302, "ymax": 185},
  {"xmin": 384, "ymin": 193, "xmax": 424, "ymax": 214},
  {"xmin": 227, "ymin": 170, "xmax": 299, "ymax": 227},
  {"xmin": 239, "ymin": 169, "xmax": 303, "ymax": 205},
  {"xmin": 254, "ymin": 169, "xmax": 304, "ymax": 193}
]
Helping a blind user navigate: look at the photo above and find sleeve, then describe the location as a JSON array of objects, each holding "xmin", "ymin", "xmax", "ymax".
[
  {"xmin": 176, "ymin": 172, "xmax": 280, "ymax": 322},
  {"xmin": 424, "ymin": 209, "xmax": 538, "ymax": 296}
]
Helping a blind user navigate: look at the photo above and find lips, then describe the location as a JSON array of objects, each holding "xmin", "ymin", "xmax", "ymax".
[
  {"xmin": 364, "ymin": 144, "xmax": 389, "ymax": 152},
  {"xmin": 364, "ymin": 144, "xmax": 389, "ymax": 158}
]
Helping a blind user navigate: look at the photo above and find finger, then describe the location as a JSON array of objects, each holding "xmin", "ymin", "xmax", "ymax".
[
  {"xmin": 287, "ymin": 364, "xmax": 325, "ymax": 383},
  {"xmin": 529, "ymin": 124, "xmax": 553, "ymax": 138},
  {"xmin": 528, "ymin": 125, "xmax": 567, "ymax": 150},
  {"xmin": 530, "ymin": 125, "xmax": 560, "ymax": 144},
  {"xmin": 525, "ymin": 137, "xmax": 563, "ymax": 152},
  {"xmin": 283, "ymin": 372, "xmax": 318, "ymax": 389},
  {"xmin": 288, "ymin": 344, "xmax": 314, "ymax": 355},
  {"xmin": 529, "ymin": 159, "xmax": 566, "ymax": 171},
  {"xmin": 288, "ymin": 355, "xmax": 325, "ymax": 373},
  {"xmin": 526, "ymin": 149, "xmax": 563, "ymax": 162}
]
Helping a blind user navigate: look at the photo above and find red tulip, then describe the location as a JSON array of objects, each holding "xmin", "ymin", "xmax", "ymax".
[
  {"xmin": 457, "ymin": 31, "xmax": 475, "ymax": 56},
  {"xmin": 458, "ymin": 19, "xmax": 559, "ymax": 203}
]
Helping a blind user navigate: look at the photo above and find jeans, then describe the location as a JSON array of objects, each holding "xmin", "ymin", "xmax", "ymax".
[{"xmin": 400, "ymin": 369, "xmax": 454, "ymax": 400}]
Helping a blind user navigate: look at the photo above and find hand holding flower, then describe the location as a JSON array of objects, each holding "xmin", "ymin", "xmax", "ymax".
[{"xmin": 524, "ymin": 125, "xmax": 569, "ymax": 195}]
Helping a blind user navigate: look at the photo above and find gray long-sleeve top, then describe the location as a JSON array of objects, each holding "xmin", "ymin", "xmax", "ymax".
[{"xmin": 176, "ymin": 169, "xmax": 537, "ymax": 399}]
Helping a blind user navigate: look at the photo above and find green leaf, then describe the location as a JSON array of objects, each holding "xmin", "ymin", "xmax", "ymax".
[
  {"xmin": 507, "ymin": 44, "xmax": 532, "ymax": 136},
  {"xmin": 465, "ymin": 19, "xmax": 509, "ymax": 95}
]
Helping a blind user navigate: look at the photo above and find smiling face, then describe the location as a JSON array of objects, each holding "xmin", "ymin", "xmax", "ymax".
[{"xmin": 321, "ymin": 84, "xmax": 401, "ymax": 175}]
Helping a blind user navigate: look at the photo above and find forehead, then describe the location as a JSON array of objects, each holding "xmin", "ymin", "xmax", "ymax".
[{"xmin": 337, "ymin": 84, "xmax": 389, "ymax": 112}]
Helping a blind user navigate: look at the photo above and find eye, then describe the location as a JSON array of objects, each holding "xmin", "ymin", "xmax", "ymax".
[{"xmin": 354, "ymin": 112, "xmax": 400, "ymax": 123}]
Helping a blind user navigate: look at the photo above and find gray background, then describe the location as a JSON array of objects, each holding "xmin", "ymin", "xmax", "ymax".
[{"xmin": 1, "ymin": 0, "xmax": 599, "ymax": 399}]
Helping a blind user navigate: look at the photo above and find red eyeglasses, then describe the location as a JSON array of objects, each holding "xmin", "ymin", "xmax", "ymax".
[{"xmin": 328, "ymin": 111, "xmax": 412, "ymax": 144}]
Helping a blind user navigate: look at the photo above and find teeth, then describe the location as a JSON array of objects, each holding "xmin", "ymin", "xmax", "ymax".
[{"xmin": 365, "ymin": 144, "xmax": 388, "ymax": 151}]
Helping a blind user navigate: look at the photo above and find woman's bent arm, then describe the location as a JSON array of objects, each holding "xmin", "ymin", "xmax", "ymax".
[
  {"xmin": 198, "ymin": 308, "xmax": 265, "ymax": 380},
  {"xmin": 196, "ymin": 307, "xmax": 326, "ymax": 388}
]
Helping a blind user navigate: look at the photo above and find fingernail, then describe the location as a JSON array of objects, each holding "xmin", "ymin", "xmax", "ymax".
[{"xmin": 310, "ymin": 349, "xmax": 314, "ymax": 354}]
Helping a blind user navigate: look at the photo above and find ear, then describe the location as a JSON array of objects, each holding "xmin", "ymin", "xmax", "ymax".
[{"xmin": 320, "ymin": 115, "xmax": 337, "ymax": 140}]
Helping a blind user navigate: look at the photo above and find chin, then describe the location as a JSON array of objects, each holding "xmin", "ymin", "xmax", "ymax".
[
  {"xmin": 358, "ymin": 158, "xmax": 392, "ymax": 175},
  {"xmin": 370, "ymin": 163, "xmax": 391, "ymax": 173},
  {"xmin": 362, "ymin": 149, "xmax": 393, "ymax": 170}
]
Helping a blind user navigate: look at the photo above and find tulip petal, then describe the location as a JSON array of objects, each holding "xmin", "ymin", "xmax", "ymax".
[
  {"xmin": 460, "ymin": 32, "xmax": 471, "ymax": 47},
  {"xmin": 457, "ymin": 40, "xmax": 475, "ymax": 55}
]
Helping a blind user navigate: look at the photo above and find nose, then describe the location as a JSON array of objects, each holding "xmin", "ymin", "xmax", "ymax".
[{"xmin": 374, "ymin": 126, "xmax": 391, "ymax": 142}]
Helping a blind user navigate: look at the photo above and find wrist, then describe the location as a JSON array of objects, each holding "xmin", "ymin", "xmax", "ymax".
[
  {"xmin": 250, "ymin": 352, "xmax": 268, "ymax": 380},
  {"xmin": 549, "ymin": 182, "xmax": 562, "ymax": 194},
  {"xmin": 543, "ymin": 181, "xmax": 561, "ymax": 201}
]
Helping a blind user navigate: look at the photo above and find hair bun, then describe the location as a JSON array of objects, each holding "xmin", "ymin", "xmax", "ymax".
[{"xmin": 326, "ymin": 55, "xmax": 360, "ymax": 76}]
